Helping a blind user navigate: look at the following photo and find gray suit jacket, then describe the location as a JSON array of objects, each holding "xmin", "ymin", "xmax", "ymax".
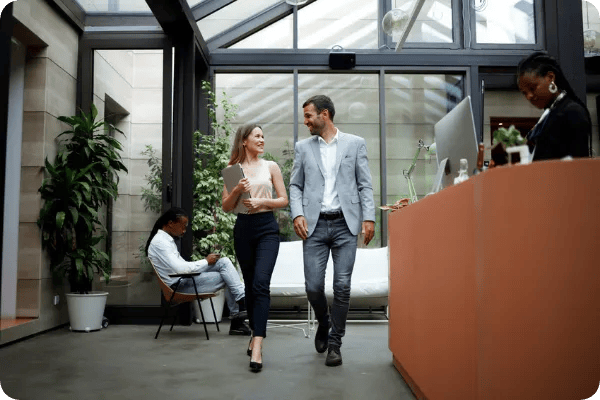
[{"xmin": 289, "ymin": 131, "xmax": 375, "ymax": 237}]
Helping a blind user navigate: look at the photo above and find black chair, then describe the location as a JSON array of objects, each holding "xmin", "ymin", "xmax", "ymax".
[{"xmin": 151, "ymin": 260, "xmax": 220, "ymax": 340}]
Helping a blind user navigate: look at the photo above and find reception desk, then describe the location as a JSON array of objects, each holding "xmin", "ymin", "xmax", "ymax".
[{"xmin": 388, "ymin": 159, "xmax": 600, "ymax": 400}]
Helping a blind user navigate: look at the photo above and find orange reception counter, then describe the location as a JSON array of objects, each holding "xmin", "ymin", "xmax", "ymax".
[{"xmin": 388, "ymin": 158, "xmax": 600, "ymax": 400}]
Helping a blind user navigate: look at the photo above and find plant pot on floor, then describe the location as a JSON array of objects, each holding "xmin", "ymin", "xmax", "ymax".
[
  {"xmin": 198, "ymin": 289, "xmax": 225, "ymax": 323},
  {"xmin": 66, "ymin": 291, "xmax": 109, "ymax": 332}
]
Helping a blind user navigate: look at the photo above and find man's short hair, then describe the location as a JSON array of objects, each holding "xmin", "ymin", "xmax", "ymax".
[{"xmin": 303, "ymin": 95, "xmax": 335, "ymax": 122}]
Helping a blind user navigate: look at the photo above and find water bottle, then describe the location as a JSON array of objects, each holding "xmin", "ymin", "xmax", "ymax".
[{"xmin": 453, "ymin": 158, "xmax": 469, "ymax": 185}]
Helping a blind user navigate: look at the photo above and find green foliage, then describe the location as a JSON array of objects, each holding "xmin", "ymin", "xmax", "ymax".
[
  {"xmin": 140, "ymin": 145, "xmax": 162, "ymax": 214},
  {"xmin": 262, "ymin": 142, "xmax": 296, "ymax": 241},
  {"xmin": 139, "ymin": 81, "xmax": 240, "ymax": 263},
  {"xmin": 138, "ymin": 144, "xmax": 163, "ymax": 272},
  {"xmin": 191, "ymin": 81, "xmax": 239, "ymax": 262},
  {"xmin": 492, "ymin": 125, "xmax": 526, "ymax": 147},
  {"xmin": 37, "ymin": 104, "xmax": 128, "ymax": 293}
]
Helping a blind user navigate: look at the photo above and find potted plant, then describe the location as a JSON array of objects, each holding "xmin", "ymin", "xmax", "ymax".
[
  {"xmin": 138, "ymin": 81, "xmax": 240, "ymax": 322},
  {"xmin": 491, "ymin": 125, "xmax": 530, "ymax": 165},
  {"xmin": 191, "ymin": 80, "xmax": 239, "ymax": 262},
  {"xmin": 37, "ymin": 104, "xmax": 128, "ymax": 331}
]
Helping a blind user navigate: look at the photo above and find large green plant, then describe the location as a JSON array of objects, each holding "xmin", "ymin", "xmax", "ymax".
[
  {"xmin": 38, "ymin": 104, "xmax": 128, "ymax": 293},
  {"xmin": 137, "ymin": 144, "xmax": 162, "ymax": 272},
  {"xmin": 263, "ymin": 141, "xmax": 295, "ymax": 241},
  {"xmin": 139, "ymin": 81, "xmax": 239, "ymax": 263},
  {"xmin": 191, "ymin": 81, "xmax": 239, "ymax": 261},
  {"xmin": 140, "ymin": 144, "xmax": 162, "ymax": 215}
]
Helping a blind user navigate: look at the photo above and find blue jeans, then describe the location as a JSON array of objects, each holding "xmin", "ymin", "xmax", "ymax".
[
  {"xmin": 304, "ymin": 216, "xmax": 357, "ymax": 348},
  {"xmin": 234, "ymin": 212, "xmax": 280, "ymax": 337},
  {"xmin": 174, "ymin": 257, "xmax": 244, "ymax": 315}
]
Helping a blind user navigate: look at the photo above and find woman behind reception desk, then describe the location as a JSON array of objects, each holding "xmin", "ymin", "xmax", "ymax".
[{"xmin": 517, "ymin": 51, "xmax": 591, "ymax": 161}]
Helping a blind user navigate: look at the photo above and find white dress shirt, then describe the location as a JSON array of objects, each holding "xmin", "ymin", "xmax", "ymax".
[
  {"xmin": 319, "ymin": 129, "xmax": 341, "ymax": 212},
  {"xmin": 147, "ymin": 229, "xmax": 208, "ymax": 287}
]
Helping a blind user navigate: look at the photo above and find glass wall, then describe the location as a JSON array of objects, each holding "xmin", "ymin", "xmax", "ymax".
[
  {"xmin": 213, "ymin": 71, "xmax": 472, "ymax": 247},
  {"xmin": 215, "ymin": 73, "xmax": 296, "ymax": 240},
  {"xmin": 298, "ymin": 73, "xmax": 382, "ymax": 247},
  {"xmin": 93, "ymin": 49, "xmax": 164, "ymax": 306},
  {"xmin": 583, "ymin": 1, "xmax": 600, "ymax": 56},
  {"xmin": 215, "ymin": 73, "xmax": 295, "ymax": 160},
  {"xmin": 384, "ymin": 73, "xmax": 464, "ymax": 237}
]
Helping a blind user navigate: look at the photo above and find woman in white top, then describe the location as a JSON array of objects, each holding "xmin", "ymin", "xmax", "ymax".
[{"xmin": 222, "ymin": 124, "xmax": 288, "ymax": 372}]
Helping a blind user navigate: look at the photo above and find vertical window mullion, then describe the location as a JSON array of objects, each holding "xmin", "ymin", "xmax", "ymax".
[
  {"xmin": 294, "ymin": 69, "xmax": 299, "ymax": 145},
  {"xmin": 293, "ymin": 4, "xmax": 298, "ymax": 50},
  {"xmin": 379, "ymin": 68, "xmax": 387, "ymax": 246}
]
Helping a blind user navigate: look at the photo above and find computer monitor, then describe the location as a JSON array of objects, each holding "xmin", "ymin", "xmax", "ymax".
[{"xmin": 434, "ymin": 96, "xmax": 479, "ymax": 189}]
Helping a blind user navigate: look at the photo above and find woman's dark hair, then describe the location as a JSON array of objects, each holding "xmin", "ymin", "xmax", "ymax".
[
  {"xmin": 144, "ymin": 207, "xmax": 188, "ymax": 255},
  {"xmin": 303, "ymin": 94, "xmax": 335, "ymax": 122},
  {"xmin": 517, "ymin": 51, "xmax": 587, "ymax": 110},
  {"xmin": 229, "ymin": 123, "xmax": 262, "ymax": 165}
]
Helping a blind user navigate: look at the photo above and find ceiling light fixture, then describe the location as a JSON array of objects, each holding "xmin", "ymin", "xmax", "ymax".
[{"xmin": 382, "ymin": 0, "xmax": 427, "ymax": 52}]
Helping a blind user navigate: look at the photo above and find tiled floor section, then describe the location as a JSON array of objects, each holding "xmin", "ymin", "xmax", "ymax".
[{"xmin": 0, "ymin": 320, "xmax": 415, "ymax": 400}]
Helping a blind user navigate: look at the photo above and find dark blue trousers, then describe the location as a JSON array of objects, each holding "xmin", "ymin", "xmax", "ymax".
[{"xmin": 233, "ymin": 212, "xmax": 280, "ymax": 337}]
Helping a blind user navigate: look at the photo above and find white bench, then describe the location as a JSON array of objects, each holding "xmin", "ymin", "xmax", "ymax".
[{"xmin": 269, "ymin": 240, "xmax": 389, "ymax": 333}]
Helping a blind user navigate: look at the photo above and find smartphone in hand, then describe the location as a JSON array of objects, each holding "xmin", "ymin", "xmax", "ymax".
[{"xmin": 206, "ymin": 253, "xmax": 221, "ymax": 264}]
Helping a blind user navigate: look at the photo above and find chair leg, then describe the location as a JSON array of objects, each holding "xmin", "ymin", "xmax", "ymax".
[
  {"xmin": 192, "ymin": 280, "xmax": 210, "ymax": 340},
  {"xmin": 168, "ymin": 309, "xmax": 178, "ymax": 332},
  {"xmin": 155, "ymin": 303, "xmax": 169, "ymax": 339},
  {"xmin": 209, "ymin": 297, "xmax": 220, "ymax": 332},
  {"xmin": 169, "ymin": 279, "xmax": 184, "ymax": 332},
  {"xmin": 155, "ymin": 281, "xmax": 180, "ymax": 339}
]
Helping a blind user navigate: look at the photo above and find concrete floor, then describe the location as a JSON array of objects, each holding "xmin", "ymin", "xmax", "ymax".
[{"xmin": 0, "ymin": 320, "xmax": 415, "ymax": 400}]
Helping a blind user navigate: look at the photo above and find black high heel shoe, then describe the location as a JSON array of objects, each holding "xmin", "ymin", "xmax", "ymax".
[
  {"xmin": 249, "ymin": 345, "xmax": 262, "ymax": 372},
  {"xmin": 249, "ymin": 359, "xmax": 262, "ymax": 372},
  {"xmin": 247, "ymin": 337, "xmax": 252, "ymax": 357}
]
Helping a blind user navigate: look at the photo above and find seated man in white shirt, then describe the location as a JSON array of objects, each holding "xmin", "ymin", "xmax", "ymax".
[{"xmin": 146, "ymin": 207, "xmax": 250, "ymax": 335}]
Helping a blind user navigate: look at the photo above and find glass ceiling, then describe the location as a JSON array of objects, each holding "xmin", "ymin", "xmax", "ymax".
[
  {"xmin": 298, "ymin": 0, "xmax": 378, "ymax": 49},
  {"xmin": 197, "ymin": 0, "xmax": 283, "ymax": 41},
  {"xmin": 74, "ymin": 0, "xmax": 153, "ymax": 13},
  {"xmin": 187, "ymin": 0, "xmax": 208, "ymax": 7},
  {"xmin": 68, "ymin": 0, "xmax": 545, "ymax": 51},
  {"xmin": 231, "ymin": 14, "xmax": 293, "ymax": 49}
]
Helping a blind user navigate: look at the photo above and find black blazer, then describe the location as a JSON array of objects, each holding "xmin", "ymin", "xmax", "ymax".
[{"xmin": 528, "ymin": 96, "xmax": 591, "ymax": 161}]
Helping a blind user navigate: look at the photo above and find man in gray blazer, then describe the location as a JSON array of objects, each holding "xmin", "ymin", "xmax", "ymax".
[{"xmin": 290, "ymin": 95, "xmax": 376, "ymax": 367}]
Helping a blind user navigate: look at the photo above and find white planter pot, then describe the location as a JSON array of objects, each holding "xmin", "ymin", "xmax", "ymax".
[
  {"xmin": 65, "ymin": 291, "xmax": 108, "ymax": 332},
  {"xmin": 200, "ymin": 290, "xmax": 225, "ymax": 323},
  {"xmin": 506, "ymin": 144, "xmax": 531, "ymax": 165}
]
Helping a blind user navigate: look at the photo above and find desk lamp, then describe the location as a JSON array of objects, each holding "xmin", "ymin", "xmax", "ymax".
[{"xmin": 403, "ymin": 139, "xmax": 435, "ymax": 203}]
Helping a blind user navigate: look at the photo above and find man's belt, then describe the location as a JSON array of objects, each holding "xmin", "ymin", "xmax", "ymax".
[{"xmin": 319, "ymin": 211, "xmax": 344, "ymax": 220}]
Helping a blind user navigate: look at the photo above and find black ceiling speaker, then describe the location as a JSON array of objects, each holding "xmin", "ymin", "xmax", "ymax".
[{"xmin": 329, "ymin": 49, "xmax": 356, "ymax": 70}]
